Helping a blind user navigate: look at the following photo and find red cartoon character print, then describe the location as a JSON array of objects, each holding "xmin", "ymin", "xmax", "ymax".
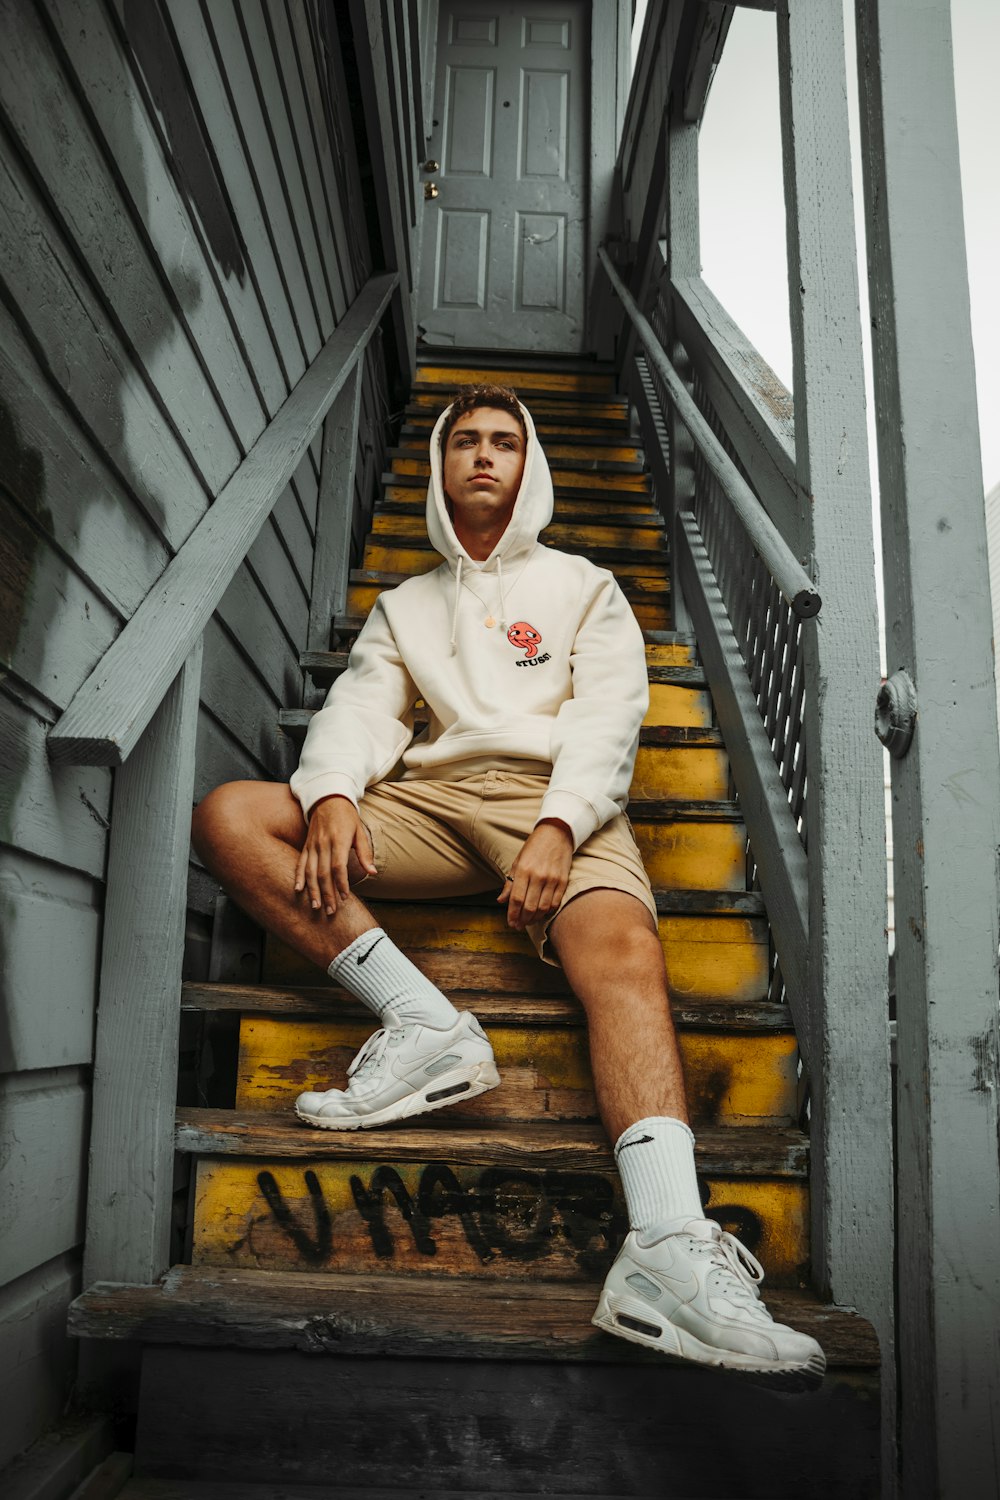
[{"xmin": 507, "ymin": 621, "xmax": 542, "ymax": 658}]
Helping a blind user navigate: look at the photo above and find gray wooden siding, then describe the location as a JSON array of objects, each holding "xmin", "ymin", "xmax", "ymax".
[{"xmin": 0, "ymin": 0, "xmax": 392, "ymax": 1468}]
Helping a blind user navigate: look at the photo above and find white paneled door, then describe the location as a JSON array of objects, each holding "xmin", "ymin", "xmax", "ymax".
[{"xmin": 417, "ymin": 1, "xmax": 588, "ymax": 352}]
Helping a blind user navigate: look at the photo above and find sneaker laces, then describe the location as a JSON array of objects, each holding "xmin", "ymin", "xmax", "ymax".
[
  {"xmin": 346, "ymin": 1025, "xmax": 400, "ymax": 1084},
  {"xmin": 689, "ymin": 1225, "xmax": 770, "ymax": 1316}
]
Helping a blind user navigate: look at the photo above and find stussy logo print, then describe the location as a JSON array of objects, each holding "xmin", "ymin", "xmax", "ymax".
[{"xmin": 507, "ymin": 620, "xmax": 551, "ymax": 668}]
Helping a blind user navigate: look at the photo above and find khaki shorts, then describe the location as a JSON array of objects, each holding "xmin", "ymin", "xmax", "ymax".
[{"xmin": 354, "ymin": 768, "xmax": 657, "ymax": 967}]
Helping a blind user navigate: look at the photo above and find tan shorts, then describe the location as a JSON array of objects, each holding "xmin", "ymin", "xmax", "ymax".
[{"xmin": 354, "ymin": 768, "xmax": 657, "ymax": 967}]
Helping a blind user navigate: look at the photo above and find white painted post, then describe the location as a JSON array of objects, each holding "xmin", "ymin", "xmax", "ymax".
[
  {"xmin": 308, "ymin": 360, "xmax": 364, "ymax": 652},
  {"xmin": 776, "ymin": 0, "xmax": 895, "ymax": 1429},
  {"xmin": 82, "ymin": 642, "xmax": 203, "ymax": 1286},
  {"xmin": 663, "ymin": 100, "xmax": 700, "ymax": 633},
  {"xmin": 853, "ymin": 3, "xmax": 1000, "ymax": 1494}
]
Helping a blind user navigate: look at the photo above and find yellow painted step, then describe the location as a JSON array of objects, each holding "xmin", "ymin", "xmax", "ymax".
[
  {"xmin": 630, "ymin": 744, "xmax": 729, "ymax": 801},
  {"xmin": 634, "ymin": 818, "xmax": 745, "ymax": 892},
  {"xmin": 346, "ymin": 579, "xmax": 671, "ymax": 632},
  {"xmin": 416, "ymin": 366, "xmax": 615, "ymax": 394},
  {"xmin": 263, "ymin": 910, "xmax": 768, "ymax": 1006},
  {"xmin": 380, "ymin": 485, "xmax": 660, "ymax": 520},
  {"xmin": 371, "ymin": 513, "xmax": 665, "ymax": 552},
  {"xmin": 361, "ymin": 543, "xmax": 670, "ymax": 583},
  {"xmin": 235, "ymin": 1016, "xmax": 797, "ymax": 1128},
  {"xmin": 190, "ymin": 1148, "xmax": 806, "ymax": 1283},
  {"xmin": 645, "ymin": 683, "xmax": 713, "ymax": 728},
  {"xmin": 400, "ymin": 435, "xmax": 642, "ymax": 464},
  {"xmin": 408, "ymin": 392, "xmax": 628, "ymax": 423},
  {"xmin": 390, "ymin": 456, "xmax": 650, "ymax": 494}
]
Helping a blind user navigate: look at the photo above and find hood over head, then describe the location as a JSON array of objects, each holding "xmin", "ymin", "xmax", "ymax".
[
  {"xmin": 426, "ymin": 395, "xmax": 554, "ymax": 650},
  {"xmin": 425, "ymin": 397, "xmax": 554, "ymax": 572}
]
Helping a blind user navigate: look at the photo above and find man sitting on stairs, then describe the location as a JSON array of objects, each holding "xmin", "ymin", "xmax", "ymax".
[{"xmin": 192, "ymin": 382, "xmax": 825, "ymax": 1385}]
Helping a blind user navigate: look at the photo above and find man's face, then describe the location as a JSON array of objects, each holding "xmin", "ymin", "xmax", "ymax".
[{"xmin": 442, "ymin": 407, "xmax": 526, "ymax": 529}]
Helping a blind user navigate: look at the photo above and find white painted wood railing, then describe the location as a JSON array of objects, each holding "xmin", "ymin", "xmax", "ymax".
[
  {"xmin": 602, "ymin": 1, "xmax": 895, "ymax": 1483},
  {"xmin": 48, "ymin": 271, "xmax": 397, "ymax": 1290}
]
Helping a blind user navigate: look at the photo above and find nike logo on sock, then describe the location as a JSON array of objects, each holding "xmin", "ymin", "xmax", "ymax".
[
  {"xmin": 356, "ymin": 935, "xmax": 386, "ymax": 966},
  {"xmin": 617, "ymin": 1134, "xmax": 655, "ymax": 1152}
]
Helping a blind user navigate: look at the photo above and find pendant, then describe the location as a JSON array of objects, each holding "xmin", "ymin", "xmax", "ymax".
[{"xmin": 484, "ymin": 615, "xmax": 496, "ymax": 629}]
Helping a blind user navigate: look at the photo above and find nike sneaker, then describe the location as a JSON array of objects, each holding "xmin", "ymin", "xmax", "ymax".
[
  {"xmin": 592, "ymin": 1217, "xmax": 826, "ymax": 1386},
  {"xmin": 294, "ymin": 1008, "xmax": 500, "ymax": 1130}
]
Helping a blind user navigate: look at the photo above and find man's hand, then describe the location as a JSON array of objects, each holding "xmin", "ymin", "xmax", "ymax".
[
  {"xmin": 498, "ymin": 819, "xmax": 574, "ymax": 930},
  {"xmin": 294, "ymin": 795, "xmax": 377, "ymax": 916}
]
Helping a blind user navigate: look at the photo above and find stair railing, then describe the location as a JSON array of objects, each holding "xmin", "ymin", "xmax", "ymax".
[
  {"xmin": 47, "ymin": 272, "xmax": 397, "ymax": 1289},
  {"xmin": 599, "ymin": 0, "xmax": 894, "ymax": 1461}
]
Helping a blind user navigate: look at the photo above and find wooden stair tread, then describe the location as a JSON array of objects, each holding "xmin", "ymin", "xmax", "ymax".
[
  {"xmin": 297, "ymin": 651, "xmax": 701, "ymax": 690},
  {"xmin": 375, "ymin": 500, "xmax": 664, "ymax": 528},
  {"xmin": 382, "ymin": 470, "xmax": 650, "ymax": 501},
  {"xmin": 68, "ymin": 1263, "xmax": 879, "ymax": 1368},
  {"xmin": 173, "ymin": 1109, "xmax": 808, "ymax": 1174},
  {"xmin": 181, "ymin": 982, "xmax": 792, "ymax": 1031},
  {"xmin": 410, "ymin": 378, "xmax": 621, "ymax": 402},
  {"xmin": 327, "ymin": 613, "xmax": 695, "ymax": 648}
]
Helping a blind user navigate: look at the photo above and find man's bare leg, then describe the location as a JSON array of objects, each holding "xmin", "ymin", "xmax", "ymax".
[
  {"xmin": 191, "ymin": 780, "xmax": 377, "ymax": 968},
  {"xmin": 547, "ymin": 888, "xmax": 688, "ymax": 1142}
]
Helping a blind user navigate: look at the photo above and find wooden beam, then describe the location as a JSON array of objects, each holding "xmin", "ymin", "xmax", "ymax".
[
  {"xmin": 48, "ymin": 273, "xmax": 396, "ymax": 767},
  {"xmin": 349, "ymin": 0, "xmax": 415, "ymax": 375},
  {"xmin": 82, "ymin": 643, "xmax": 202, "ymax": 1286},
  {"xmin": 675, "ymin": 512, "xmax": 810, "ymax": 1051},
  {"xmin": 307, "ymin": 361, "xmax": 364, "ymax": 653},
  {"xmin": 671, "ymin": 275, "xmax": 801, "ymax": 554},
  {"xmin": 682, "ymin": 3, "xmax": 734, "ymax": 123},
  {"xmin": 776, "ymin": 0, "xmax": 894, "ymax": 1436},
  {"xmin": 853, "ymin": 2, "xmax": 1000, "ymax": 1492}
]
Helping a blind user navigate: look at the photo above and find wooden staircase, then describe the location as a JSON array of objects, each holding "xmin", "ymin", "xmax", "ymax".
[{"xmin": 70, "ymin": 357, "xmax": 881, "ymax": 1498}]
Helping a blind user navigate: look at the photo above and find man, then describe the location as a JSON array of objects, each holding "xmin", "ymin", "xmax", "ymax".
[{"xmin": 192, "ymin": 384, "xmax": 825, "ymax": 1384}]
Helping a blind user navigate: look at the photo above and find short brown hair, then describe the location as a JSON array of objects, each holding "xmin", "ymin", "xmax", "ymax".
[{"xmin": 438, "ymin": 383, "xmax": 526, "ymax": 452}]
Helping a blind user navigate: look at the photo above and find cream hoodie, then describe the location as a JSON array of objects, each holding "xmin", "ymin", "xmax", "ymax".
[{"xmin": 289, "ymin": 398, "xmax": 649, "ymax": 849}]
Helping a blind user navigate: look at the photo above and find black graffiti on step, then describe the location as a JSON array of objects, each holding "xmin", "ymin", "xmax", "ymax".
[
  {"xmin": 257, "ymin": 1168, "xmax": 332, "ymax": 1265},
  {"xmin": 255, "ymin": 1166, "xmax": 764, "ymax": 1267}
]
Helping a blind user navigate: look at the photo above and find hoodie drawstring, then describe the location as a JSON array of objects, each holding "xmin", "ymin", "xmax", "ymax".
[
  {"xmin": 450, "ymin": 554, "xmax": 463, "ymax": 652},
  {"xmin": 496, "ymin": 555, "xmax": 507, "ymax": 631}
]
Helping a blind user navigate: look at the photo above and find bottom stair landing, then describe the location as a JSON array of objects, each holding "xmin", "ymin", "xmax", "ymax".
[{"xmin": 72, "ymin": 1268, "xmax": 880, "ymax": 1499}]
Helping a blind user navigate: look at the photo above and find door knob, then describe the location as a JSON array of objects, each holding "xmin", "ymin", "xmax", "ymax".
[
  {"xmin": 422, "ymin": 159, "xmax": 439, "ymax": 172},
  {"xmin": 424, "ymin": 182, "xmax": 439, "ymax": 200}
]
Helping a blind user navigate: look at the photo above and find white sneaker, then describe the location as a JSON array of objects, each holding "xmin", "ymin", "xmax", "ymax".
[
  {"xmin": 294, "ymin": 1008, "xmax": 500, "ymax": 1130},
  {"xmin": 592, "ymin": 1217, "xmax": 826, "ymax": 1386}
]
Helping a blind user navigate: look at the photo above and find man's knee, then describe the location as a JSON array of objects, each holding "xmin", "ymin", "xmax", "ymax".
[{"xmin": 191, "ymin": 780, "xmax": 260, "ymax": 860}]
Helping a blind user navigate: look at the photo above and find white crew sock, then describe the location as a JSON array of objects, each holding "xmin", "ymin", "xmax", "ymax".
[
  {"xmin": 614, "ymin": 1116, "xmax": 705, "ymax": 1239},
  {"xmin": 328, "ymin": 928, "xmax": 460, "ymax": 1029}
]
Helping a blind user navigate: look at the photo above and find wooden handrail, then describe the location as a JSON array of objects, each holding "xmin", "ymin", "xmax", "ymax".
[
  {"xmin": 47, "ymin": 272, "xmax": 398, "ymax": 767},
  {"xmin": 598, "ymin": 246, "xmax": 821, "ymax": 619}
]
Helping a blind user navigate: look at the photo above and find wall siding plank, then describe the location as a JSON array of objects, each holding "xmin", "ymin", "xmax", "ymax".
[
  {"xmin": 0, "ymin": 850, "xmax": 101, "ymax": 1073},
  {"xmin": 0, "ymin": 1070, "xmax": 89, "ymax": 1288},
  {"xmin": 203, "ymin": 0, "xmax": 323, "ymax": 359},
  {"xmin": 0, "ymin": 691, "xmax": 110, "ymax": 880},
  {"xmin": 201, "ymin": 617, "xmax": 292, "ymax": 782},
  {"xmin": 0, "ymin": 1252, "xmax": 82, "ymax": 1472},
  {"xmin": 0, "ymin": 0, "xmax": 243, "ymax": 492},
  {"xmin": 40, "ymin": 0, "xmax": 287, "ymax": 425},
  {"xmin": 0, "ymin": 308, "xmax": 168, "ymax": 620},
  {"xmin": 0, "ymin": 134, "xmax": 206, "ymax": 550},
  {"xmin": 158, "ymin": 0, "xmax": 305, "ymax": 387}
]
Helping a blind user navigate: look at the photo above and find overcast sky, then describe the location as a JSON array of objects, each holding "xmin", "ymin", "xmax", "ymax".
[{"xmin": 696, "ymin": 0, "xmax": 998, "ymax": 494}]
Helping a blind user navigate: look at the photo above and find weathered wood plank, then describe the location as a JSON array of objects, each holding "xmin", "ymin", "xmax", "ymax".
[
  {"xmin": 70, "ymin": 1263, "xmax": 879, "ymax": 1366},
  {"xmin": 0, "ymin": 1252, "xmax": 84, "ymax": 1473},
  {"xmin": 0, "ymin": 0, "xmax": 244, "ymax": 491},
  {"xmin": 83, "ymin": 645, "xmax": 202, "ymax": 1286},
  {"xmin": 194, "ymin": 704, "xmax": 286, "ymax": 806},
  {"xmin": 671, "ymin": 275, "xmax": 800, "ymax": 552},
  {"xmin": 308, "ymin": 362, "xmax": 363, "ymax": 650},
  {"xmin": 203, "ymin": 0, "xmax": 325, "ymax": 355},
  {"xmin": 0, "ymin": 850, "xmax": 101, "ymax": 1072},
  {"xmin": 776, "ymin": 0, "xmax": 893, "ymax": 1395},
  {"xmin": 0, "ymin": 117, "xmax": 205, "ymax": 549},
  {"xmin": 33, "ymin": 0, "xmax": 279, "ymax": 448},
  {"xmin": 0, "ymin": 690, "xmax": 110, "ymax": 880},
  {"xmin": 0, "ymin": 304, "xmax": 168, "ymax": 618},
  {"xmin": 48, "ymin": 273, "xmax": 397, "ymax": 766},
  {"xmin": 200, "ymin": 619, "xmax": 288, "ymax": 780},
  {"xmin": 0, "ymin": 1069, "xmax": 88, "ymax": 1285},
  {"xmin": 854, "ymin": 1, "xmax": 1000, "ymax": 1490},
  {"xmin": 159, "ymin": 0, "xmax": 304, "ymax": 385}
]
